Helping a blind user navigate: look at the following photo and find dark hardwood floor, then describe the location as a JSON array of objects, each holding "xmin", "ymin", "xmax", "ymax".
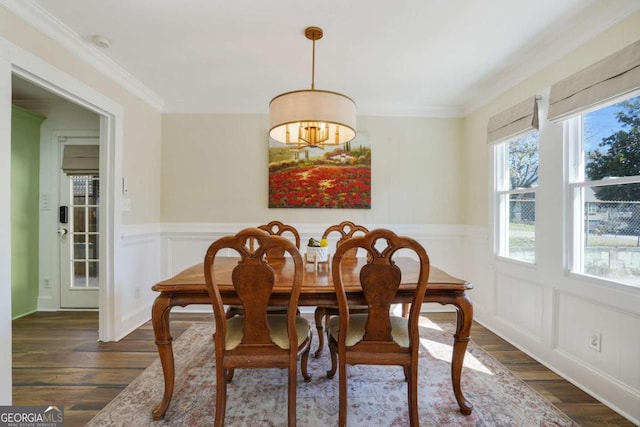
[{"xmin": 12, "ymin": 311, "xmax": 635, "ymax": 426}]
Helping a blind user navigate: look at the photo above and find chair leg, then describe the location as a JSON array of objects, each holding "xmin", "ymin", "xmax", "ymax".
[
  {"xmin": 314, "ymin": 307, "xmax": 326, "ymax": 358},
  {"xmin": 288, "ymin": 363, "xmax": 297, "ymax": 426},
  {"xmin": 402, "ymin": 303, "xmax": 410, "ymax": 318},
  {"xmin": 326, "ymin": 338, "xmax": 338, "ymax": 378},
  {"xmin": 407, "ymin": 363, "xmax": 419, "ymax": 427},
  {"xmin": 225, "ymin": 368, "xmax": 235, "ymax": 383},
  {"xmin": 214, "ymin": 367, "xmax": 227, "ymax": 427},
  {"xmin": 338, "ymin": 360, "xmax": 347, "ymax": 427},
  {"xmin": 301, "ymin": 335, "xmax": 312, "ymax": 382}
]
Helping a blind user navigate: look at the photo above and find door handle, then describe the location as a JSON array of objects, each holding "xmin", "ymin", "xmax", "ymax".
[
  {"xmin": 57, "ymin": 228, "xmax": 68, "ymax": 236},
  {"xmin": 59, "ymin": 206, "xmax": 68, "ymax": 223}
]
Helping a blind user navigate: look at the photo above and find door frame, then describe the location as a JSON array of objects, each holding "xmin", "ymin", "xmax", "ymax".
[{"xmin": 2, "ymin": 36, "xmax": 123, "ymax": 342}]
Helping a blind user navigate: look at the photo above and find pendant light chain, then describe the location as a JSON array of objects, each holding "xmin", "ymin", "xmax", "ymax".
[{"xmin": 305, "ymin": 26, "xmax": 322, "ymax": 90}]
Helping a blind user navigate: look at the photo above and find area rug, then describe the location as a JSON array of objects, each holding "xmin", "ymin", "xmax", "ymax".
[{"xmin": 87, "ymin": 319, "xmax": 577, "ymax": 426}]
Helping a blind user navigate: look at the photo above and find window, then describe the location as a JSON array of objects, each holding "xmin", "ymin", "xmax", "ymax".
[
  {"xmin": 69, "ymin": 175, "xmax": 100, "ymax": 288},
  {"xmin": 568, "ymin": 94, "xmax": 640, "ymax": 286},
  {"xmin": 495, "ymin": 131, "xmax": 539, "ymax": 263}
]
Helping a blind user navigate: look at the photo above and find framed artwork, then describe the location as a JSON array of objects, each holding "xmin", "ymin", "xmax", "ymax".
[{"xmin": 268, "ymin": 132, "xmax": 371, "ymax": 208}]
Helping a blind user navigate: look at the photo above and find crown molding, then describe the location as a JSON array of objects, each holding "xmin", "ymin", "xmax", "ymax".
[{"xmin": 3, "ymin": 0, "xmax": 164, "ymax": 112}]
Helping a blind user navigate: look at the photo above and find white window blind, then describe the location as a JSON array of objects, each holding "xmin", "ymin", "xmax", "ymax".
[
  {"xmin": 487, "ymin": 96, "xmax": 539, "ymax": 144},
  {"xmin": 548, "ymin": 40, "xmax": 640, "ymax": 121},
  {"xmin": 61, "ymin": 145, "xmax": 99, "ymax": 176}
]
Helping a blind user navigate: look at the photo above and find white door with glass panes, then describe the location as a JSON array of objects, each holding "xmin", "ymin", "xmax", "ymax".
[{"xmin": 59, "ymin": 139, "xmax": 99, "ymax": 308}]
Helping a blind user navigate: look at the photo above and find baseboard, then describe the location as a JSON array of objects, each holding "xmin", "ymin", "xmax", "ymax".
[{"xmin": 11, "ymin": 309, "xmax": 37, "ymax": 321}]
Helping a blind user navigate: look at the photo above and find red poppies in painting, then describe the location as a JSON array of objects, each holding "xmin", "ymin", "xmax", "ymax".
[{"xmin": 269, "ymin": 165, "xmax": 371, "ymax": 209}]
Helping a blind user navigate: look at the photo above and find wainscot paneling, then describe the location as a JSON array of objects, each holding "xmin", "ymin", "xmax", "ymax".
[
  {"xmin": 463, "ymin": 226, "xmax": 640, "ymax": 424},
  {"xmin": 115, "ymin": 225, "xmax": 162, "ymax": 340},
  {"xmin": 495, "ymin": 273, "xmax": 543, "ymax": 341},
  {"xmin": 555, "ymin": 291, "xmax": 640, "ymax": 392},
  {"xmin": 461, "ymin": 226, "xmax": 494, "ymax": 317}
]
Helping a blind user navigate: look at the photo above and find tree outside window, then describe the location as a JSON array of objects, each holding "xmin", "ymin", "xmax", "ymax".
[
  {"xmin": 496, "ymin": 132, "xmax": 539, "ymax": 263},
  {"xmin": 574, "ymin": 95, "xmax": 640, "ymax": 285}
]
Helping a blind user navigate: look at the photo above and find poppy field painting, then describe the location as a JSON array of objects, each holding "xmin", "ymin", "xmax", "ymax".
[{"xmin": 268, "ymin": 133, "xmax": 371, "ymax": 209}]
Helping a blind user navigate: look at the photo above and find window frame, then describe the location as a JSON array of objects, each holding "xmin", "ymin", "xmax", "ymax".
[
  {"xmin": 493, "ymin": 131, "xmax": 539, "ymax": 264},
  {"xmin": 565, "ymin": 92, "xmax": 640, "ymax": 288}
]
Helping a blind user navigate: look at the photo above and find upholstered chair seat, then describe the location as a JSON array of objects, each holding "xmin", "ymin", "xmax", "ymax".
[
  {"xmin": 225, "ymin": 314, "xmax": 311, "ymax": 350},
  {"xmin": 327, "ymin": 313, "xmax": 410, "ymax": 348}
]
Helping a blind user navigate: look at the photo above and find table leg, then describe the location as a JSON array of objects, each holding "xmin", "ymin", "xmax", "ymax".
[
  {"xmin": 451, "ymin": 293, "xmax": 474, "ymax": 415},
  {"xmin": 151, "ymin": 294, "xmax": 174, "ymax": 420}
]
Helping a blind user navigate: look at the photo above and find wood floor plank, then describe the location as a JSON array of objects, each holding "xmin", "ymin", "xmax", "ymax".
[
  {"xmin": 556, "ymin": 403, "xmax": 637, "ymax": 426},
  {"xmin": 13, "ymin": 367, "xmax": 144, "ymax": 386},
  {"xmin": 501, "ymin": 363, "xmax": 567, "ymax": 381},
  {"xmin": 13, "ymin": 351, "xmax": 157, "ymax": 368},
  {"xmin": 73, "ymin": 340, "xmax": 158, "ymax": 353},
  {"xmin": 526, "ymin": 380, "xmax": 596, "ymax": 404}
]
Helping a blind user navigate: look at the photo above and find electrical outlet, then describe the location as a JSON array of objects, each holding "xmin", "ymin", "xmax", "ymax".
[
  {"xmin": 589, "ymin": 331, "xmax": 602, "ymax": 352},
  {"xmin": 134, "ymin": 287, "xmax": 140, "ymax": 299},
  {"xmin": 43, "ymin": 278, "xmax": 51, "ymax": 288}
]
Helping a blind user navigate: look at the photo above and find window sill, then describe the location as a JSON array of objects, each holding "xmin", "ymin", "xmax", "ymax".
[{"xmin": 567, "ymin": 270, "xmax": 640, "ymax": 292}]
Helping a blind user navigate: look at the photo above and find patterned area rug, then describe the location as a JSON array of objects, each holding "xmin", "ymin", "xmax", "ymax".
[{"xmin": 87, "ymin": 319, "xmax": 577, "ymax": 426}]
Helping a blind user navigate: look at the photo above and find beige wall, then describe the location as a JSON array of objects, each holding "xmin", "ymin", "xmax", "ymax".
[{"xmin": 161, "ymin": 114, "xmax": 463, "ymax": 225}]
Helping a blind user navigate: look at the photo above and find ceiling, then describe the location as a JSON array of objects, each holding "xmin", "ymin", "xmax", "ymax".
[{"xmin": 14, "ymin": 0, "xmax": 640, "ymax": 116}]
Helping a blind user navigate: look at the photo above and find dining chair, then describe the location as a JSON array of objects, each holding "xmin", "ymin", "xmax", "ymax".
[
  {"xmin": 327, "ymin": 228, "xmax": 430, "ymax": 427},
  {"xmin": 225, "ymin": 220, "xmax": 301, "ymax": 319},
  {"xmin": 258, "ymin": 220, "xmax": 301, "ymax": 261},
  {"xmin": 313, "ymin": 221, "xmax": 369, "ymax": 357},
  {"xmin": 204, "ymin": 227, "xmax": 312, "ymax": 427}
]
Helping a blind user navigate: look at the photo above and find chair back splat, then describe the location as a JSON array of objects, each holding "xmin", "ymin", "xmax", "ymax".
[{"xmin": 204, "ymin": 227, "xmax": 311, "ymax": 427}]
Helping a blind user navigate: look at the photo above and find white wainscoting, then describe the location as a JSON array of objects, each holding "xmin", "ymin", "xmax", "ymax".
[
  {"xmin": 495, "ymin": 273, "xmax": 544, "ymax": 342},
  {"xmin": 463, "ymin": 226, "xmax": 640, "ymax": 424},
  {"xmin": 114, "ymin": 224, "xmax": 162, "ymax": 340}
]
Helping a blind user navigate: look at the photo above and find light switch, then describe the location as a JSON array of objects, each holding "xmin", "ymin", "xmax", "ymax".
[{"xmin": 40, "ymin": 193, "xmax": 50, "ymax": 210}]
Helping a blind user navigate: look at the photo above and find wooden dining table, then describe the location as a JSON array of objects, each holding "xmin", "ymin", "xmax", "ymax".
[{"xmin": 150, "ymin": 257, "xmax": 474, "ymax": 420}]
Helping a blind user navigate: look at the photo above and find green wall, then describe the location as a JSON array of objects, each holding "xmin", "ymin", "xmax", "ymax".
[{"xmin": 11, "ymin": 106, "xmax": 45, "ymax": 319}]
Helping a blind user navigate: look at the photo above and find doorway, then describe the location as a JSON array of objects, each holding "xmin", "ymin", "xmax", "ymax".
[{"xmin": 11, "ymin": 76, "xmax": 101, "ymax": 312}]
